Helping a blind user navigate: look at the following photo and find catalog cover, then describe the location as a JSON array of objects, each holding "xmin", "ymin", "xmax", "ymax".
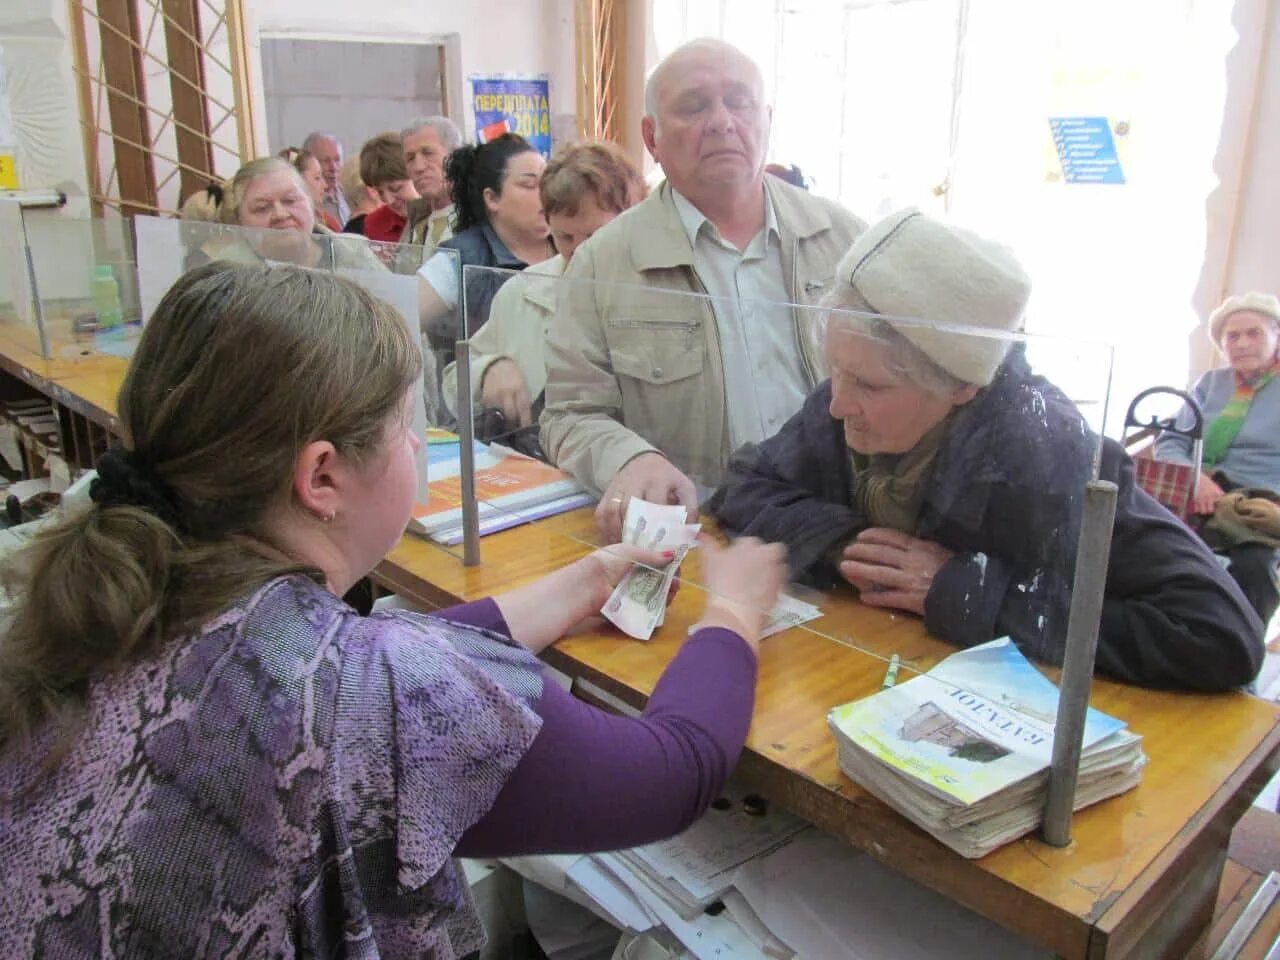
[
  {"xmin": 828, "ymin": 638, "xmax": 1126, "ymax": 806},
  {"xmin": 410, "ymin": 441, "xmax": 585, "ymax": 537}
]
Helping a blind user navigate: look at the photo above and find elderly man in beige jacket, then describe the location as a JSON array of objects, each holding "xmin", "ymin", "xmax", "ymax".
[{"xmin": 540, "ymin": 38, "xmax": 866, "ymax": 540}]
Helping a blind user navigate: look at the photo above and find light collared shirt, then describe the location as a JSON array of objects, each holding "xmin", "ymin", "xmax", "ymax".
[
  {"xmin": 321, "ymin": 189, "xmax": 350, "ymax": 230},
  {"xmin": 428, "ymin": 204, "xmax": 455, "ymax": 246},
  {"xmin": 671, "ymin": 187, "xmax": 808, "ymax": 448}
]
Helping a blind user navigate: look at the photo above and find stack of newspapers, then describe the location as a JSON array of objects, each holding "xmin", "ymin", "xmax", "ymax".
[
  {"xmin": 828, "ymin": 638, "xmax": 1145, "ymax": 859},
  {"xmin": 501, "ymin": 786, "xmax": 1053, "ymax": 958}
]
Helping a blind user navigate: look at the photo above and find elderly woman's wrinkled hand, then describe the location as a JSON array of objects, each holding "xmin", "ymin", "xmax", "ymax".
[
  {"xmin": 1192, "ymin": 472, "xmax": 1225, "ymax": 516},
  {"xmin": 838, "ymin": 528, "xmax": 954, "ymax": 616}
]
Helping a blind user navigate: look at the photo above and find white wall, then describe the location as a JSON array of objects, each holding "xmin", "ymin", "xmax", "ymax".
[
  {"xmin": 245, "ymin": 0, "xmax": 576, "ymax": 151},
  {"xmin": 260, "ymin": 37, "xmax": 446, "ymax": 155},
  {"xmin": 0, "ymin": 0, "xmax": 91, "ymax": 213},
  {"xmin": 1195, "ymin": 0, "xmax": 1280, "ymax": 374}
]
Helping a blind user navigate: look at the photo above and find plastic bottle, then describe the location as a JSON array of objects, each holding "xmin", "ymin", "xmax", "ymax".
[{"xmin": 92, "ymin": 264, "xmax": 122, "ymax": 329}]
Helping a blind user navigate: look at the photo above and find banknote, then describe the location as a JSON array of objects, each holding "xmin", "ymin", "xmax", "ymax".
[
  {"xmin": 602, "ymin": 498, "xmax": 700, "ymax": 640},
  {"xmin": 759, "ymin": 594, "xmax": 823, "ymax": 639}
]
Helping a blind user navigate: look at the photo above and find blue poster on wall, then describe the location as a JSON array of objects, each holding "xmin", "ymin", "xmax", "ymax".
[
  {"xmin": 470, "ymin": 75, "xmax": 552, "ymax": 157},
  {"xmin": 1048, "ymin": 117, "xmax": 1126, "ymax": 185}
]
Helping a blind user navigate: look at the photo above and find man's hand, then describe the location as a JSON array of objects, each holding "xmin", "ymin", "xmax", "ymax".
[
  {"xmin": 1191, "ymin": 471, "xmax": 1225, "ymax": 516},
  {"xmin": 594, "ymin": 452, "xmax": 698, "ymax": 542},
  {"xmin": 480, "ymin": 358, "xmax": 533, "ymax": 429},
  {"xmin": 838, "ymin": 527, "xmax": 954, "ymax": 616}
]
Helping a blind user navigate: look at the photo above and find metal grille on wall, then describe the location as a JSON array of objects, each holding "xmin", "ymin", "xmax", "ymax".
[
  {"xmin": 67, "ymin": 0, "xmax": 258, "ymax": 217},
  {"xmin": 575, "ymin": 0, "xmax": 625, "ymax": 145}
]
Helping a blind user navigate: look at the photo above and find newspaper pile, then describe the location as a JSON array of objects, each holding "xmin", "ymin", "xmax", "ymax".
[
  {"xmin": 501, "ymin": 788, "xmax": 1052, "ymax": 959},
  {"xmin": 828, "ymin": 638, "xmax": 1145, "ymax": 858}
]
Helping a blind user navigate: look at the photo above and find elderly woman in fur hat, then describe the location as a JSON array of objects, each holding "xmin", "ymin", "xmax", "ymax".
[
  {"xmin": 710, "ymin": 209, "xmax": 1263, "ymax": 692},
  {"xmin": 1155, "ymin": 291, "xmax": 1280, "ymax": 625}
]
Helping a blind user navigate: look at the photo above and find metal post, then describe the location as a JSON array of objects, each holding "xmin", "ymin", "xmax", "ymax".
[
  {"xmin": 455, "ymin": 338, "xmax": 481, "ymax": 566},
  {"xmin": 1042, "ymin": 479, "xmax": 1118, "ymax": 847},
  {"xmin": 16, "ymin": 206, "xmax": 51, "ymax": 358}
]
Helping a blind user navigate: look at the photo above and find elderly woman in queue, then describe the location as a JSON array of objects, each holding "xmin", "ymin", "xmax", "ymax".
[
  {"xmin": 442, "ymin": 140, "xmax": 646, "ymax": 431},
  {"xmin": 0, "ymin": 263, "xmax": 785, "ymax": 955},
  {"xmin": 1155, "ymin": 292, "xmax": 1280, "ymax": 624},
  {"xmin": 215, "ymin": 157, "xmax": 385, "ymax": 272},
  {"xmin": 710, "ymin": 209, "xmax": 1263, "ymax": 691}
]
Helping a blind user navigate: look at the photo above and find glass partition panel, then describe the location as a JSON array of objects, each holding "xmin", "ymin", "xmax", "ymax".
[
  {"xmin": 133, "ymin": 215, "xmax": 466, "ymax": 564},
  {"xmin": 7, "ymin": 215, "xmax": 140, "ymax": 360},
  {"xmin": 0, "ymin": 199, "xmax": 37, "ymax": 343},
  {"xmin": 451, "ymin": 265, "xmax": 1127, "ymax": 684},
  {"xmin": 436, "ymin": 263, "xmax": 1170, "ymax": 857}
]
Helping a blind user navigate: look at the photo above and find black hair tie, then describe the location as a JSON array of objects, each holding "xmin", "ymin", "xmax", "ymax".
[{"xmin": 89, "ymin": 448, "xmax": 181, "ymax": 526}]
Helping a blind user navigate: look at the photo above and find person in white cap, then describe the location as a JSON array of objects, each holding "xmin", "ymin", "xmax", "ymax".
[
  {"xmin": 710, "ymin": 209, "xmax": 1264, "ymax": 692},
  {"xmin": 1155, "ymin": 291, "xmax": 1280, "ymax": 624}
]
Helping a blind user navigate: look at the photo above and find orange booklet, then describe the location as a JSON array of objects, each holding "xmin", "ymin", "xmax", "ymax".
[{"xmin": 410, "ymin": 446, "xmax": 587, "ymax": 537}]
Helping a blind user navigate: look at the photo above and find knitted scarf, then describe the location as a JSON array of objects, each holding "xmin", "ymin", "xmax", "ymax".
[
  {"xmin": 1203, "ymin": 368, "xmax": 1276, "ymax": 469},
  {"xmin": 850, "ymin": 413, "xmax": 953, "ymax": 532}
]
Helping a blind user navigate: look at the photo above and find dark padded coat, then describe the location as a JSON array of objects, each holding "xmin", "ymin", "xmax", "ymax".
[{"xmin": 709, "ymin": 348, "xmax": 1264, "ymax": 691}]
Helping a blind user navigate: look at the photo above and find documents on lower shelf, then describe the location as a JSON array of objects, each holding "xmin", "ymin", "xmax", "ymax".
[
  {"xmin": 506, "ymin": 785, "xmax": 1054, "ymax": 959},
  {"xmin": 408, "ymin": 435, "xmax": 592, "ymax": 543},
  {"xmin": 828, "ymin": 637, "xmax": 1146, "ymax": 858}
]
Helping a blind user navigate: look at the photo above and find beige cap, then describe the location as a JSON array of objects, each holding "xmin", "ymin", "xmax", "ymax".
[
  {"xmin": 836, "ymin": 209, "xmax": 1031, "ymax": 386},
  {"xmin": 1208, "ymin": 291, "xmax": 1280, "ymax": 346}
]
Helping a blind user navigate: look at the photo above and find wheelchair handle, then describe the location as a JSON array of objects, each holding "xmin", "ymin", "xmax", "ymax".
[{"xmin": 1123, "ymin": 386, "xmax": 1204, "ymax": 441}]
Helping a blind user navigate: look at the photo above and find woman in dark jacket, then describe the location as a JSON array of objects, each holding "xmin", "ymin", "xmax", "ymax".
[
  {"xmin": 417, "ymin": 133, "xmax": 556, "ymax": 345},
  {"xmin": 710, "ymin": 209, "xmax": 1263, "ymax": 692}
]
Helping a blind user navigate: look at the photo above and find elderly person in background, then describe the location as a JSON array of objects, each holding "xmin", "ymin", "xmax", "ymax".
[
  {"xmin": 215, "ymin": 158, "xmax": 384, "ymax": 272},
  {"xmin": 301, "ymin": 130, "xmax": 347, "ymax": 227},
  {"xmin": 338, "ymin": 155, "xmax": 379, "ymax": 235},
  {"xmin": 539, "ymin": 38, "xmax": 866, "ymax": 542},
  {"xmin": 710, "ymin": 209, "xmax": 1263, "ymax": 691},
  {"xmin": 177, "ymin": 182, "xmax": 225, "ymax": 270},
  {"xmin": 1156, "ymin": 292, "xmax": 1280, "ymax": 624},
  {"xmin": 293, "ymin": 149, "xmax": 342, "ymax": 232},
  {"xmin": 401, "ymin": 115, "xmax": 464, "ymax": 249},
  {"xmin": 442, "ymin": 140, "xmax": 646, "ymax": 431},
  {"xmin": 358, "ymin": 132, "xmax": 420, "ymax": 244}
]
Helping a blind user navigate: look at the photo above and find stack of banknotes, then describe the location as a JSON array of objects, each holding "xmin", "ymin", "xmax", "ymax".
[{"xmin": 601, "ymin": 499, "xmax": 824, "ymax": 641}]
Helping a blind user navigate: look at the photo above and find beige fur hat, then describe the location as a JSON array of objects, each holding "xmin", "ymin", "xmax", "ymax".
[
  {"xmin": 836, "ymin": 209, "xmax": 1031, "ymax": 386},
  {"xmin": 1208, "ymin": 292, "xmax": 1280, "ymax": 346}
]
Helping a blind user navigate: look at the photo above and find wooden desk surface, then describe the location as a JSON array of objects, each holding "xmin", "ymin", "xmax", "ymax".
[
  {"xmin": 7, "ymin": 324, "xmax": 1278, "ymax": 957},
  {"xmin": 377, "ymin": 509, "xmax": 1280, "ymax": 960},
  {"xmin": 0, "ymin": 327, "xmax": 125, "ymax": 430}
]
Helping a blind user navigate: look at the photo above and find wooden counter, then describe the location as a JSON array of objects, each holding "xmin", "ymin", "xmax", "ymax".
[
  {"xmin": 6, "ymin": 325, "xmax": 1277, "ymax": 958},
  {"xmin": 377, "ymin": 509, "xmax": 1280, "ymax": 960}
]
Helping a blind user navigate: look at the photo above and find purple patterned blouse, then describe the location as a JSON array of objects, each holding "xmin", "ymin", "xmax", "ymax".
[{"xmin": 0, "ymin": 576, "xmax": 545, "ymax": 958}]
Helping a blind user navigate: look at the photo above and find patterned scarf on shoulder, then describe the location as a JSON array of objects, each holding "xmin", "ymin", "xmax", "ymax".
[
  {"xmin": 850, "ymin": 413, "xmax": 954, "ymax": 532},
  {"xmin": 1203, "ymin": 367, "xmax": 1276, "ymax": 469}
]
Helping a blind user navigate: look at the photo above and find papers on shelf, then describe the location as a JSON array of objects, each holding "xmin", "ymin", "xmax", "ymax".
[{"xmin": 507, "ymin": 786, "xmax": 1053, "ymax": 959}]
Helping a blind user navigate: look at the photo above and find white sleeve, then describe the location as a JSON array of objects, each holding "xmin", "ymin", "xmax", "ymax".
[{"xmin": 417, "ymin": 251, "xmax": 461, "ymax": 310}]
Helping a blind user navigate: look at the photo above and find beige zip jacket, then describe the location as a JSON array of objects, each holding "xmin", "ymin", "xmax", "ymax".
[
  {"xmin": 540, "ymin": 177, "xmax": 866, "ymax": 496},
  {"xmin": 441, "ymin": 254, "xmax": 565, "ymax": 418}
]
